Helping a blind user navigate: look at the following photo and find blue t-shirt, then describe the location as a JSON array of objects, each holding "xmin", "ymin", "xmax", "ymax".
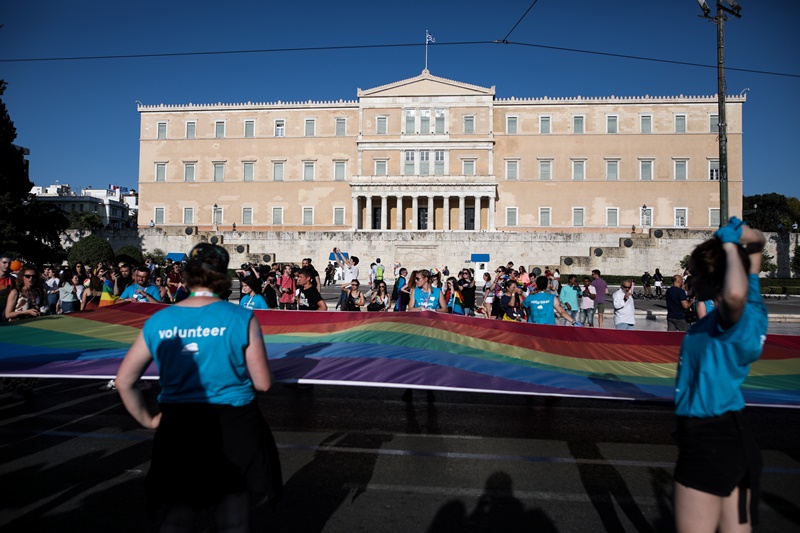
[
  {"xmin": 559, "ymin": 285, "xmax": 579, "ymax": 312},
  {"xmin": 142, "ymin": 301, "xmax": 255, "ymax": 406},
  {"xmin": 413, "ymin": 286, "xmax": 442, "ymax": 310},
  {"xmin": 665, "ymin": 286, "xmax": 688, "ymax": 320},
  {"xmin": 394, "ymin": 277, "xmax": 407, "ymax": 311},
  {"xmin": 523, "ymin": 292, "xmax": 556, "ymax": 325},
  {"xmin": 240, "ymin": 293, "xmax": 269, "ymax": 310},
  {"xmin": 120, "ymin": 283, "xmax": 162, "ymax": 303},
  {"xmin": 674, "ymin": 274, "xmax": 768, "ymax": 417}
]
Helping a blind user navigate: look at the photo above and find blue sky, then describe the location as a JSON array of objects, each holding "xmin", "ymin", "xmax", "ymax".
[{"xmin": 2, "ymin": 0, "xmax": 798, "ymax": 198}]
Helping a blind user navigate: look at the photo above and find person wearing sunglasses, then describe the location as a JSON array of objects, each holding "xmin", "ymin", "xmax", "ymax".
[
  {"xmin": 612, "ymin": 279, "xmax": 636, "ymax": 330},
  {"xmin": 4, "ymin": 264, "xmax": 46, "ymax": 320}
]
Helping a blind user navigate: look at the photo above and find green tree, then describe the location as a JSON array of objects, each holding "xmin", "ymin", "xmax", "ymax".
[
  {"xmin": 115, "ymin": 244, "xmax": 144, "ymax": 267},
  {"xmin": 69, "ymin": 212, "xmax": 103, "ymax": 230},
  {"xmin": 761, "ymin": 250, "xmax": 777, "ymax": 275},
  {"xmin": 147, "ymin": 248, "xmax": 166, "ymax": 265},
  {"xmin": 67, "ymin": 234, "xmax": 115, "ymax": 267},
  {"xmin": 679, "ymin": 254, "xmax": 691, "ymax": 270},
  {"xmin": 0, "ymin": 80, "xmax": 69, "ymax": 264},
  {"xmin": 743, "ymin": 193, "xmax": 800, "ymax": 232},
  {"xmin": 791, "ymin": 245, "xmax": 800, "ymax": 278}
]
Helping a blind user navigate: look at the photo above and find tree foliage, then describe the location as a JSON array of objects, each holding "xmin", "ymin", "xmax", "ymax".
[
  {"xmin": 0, "ymin": 80, "xmax": 69, "ymax": 265},
  {"xmin": 743, "ymin": 193, "xmax": 800, "ymax": 232},
  {"xmin": 67, "ymin": 234, "xmax": 115, "ymax": 267},
  {"xmin": 791, "ymin": 246, "xmax": 800, "ymax": 278},
  {"xmin": 147, "ymin": 248, "xmax": 166, "ymax": 265},
  {"xmin": 115, "ymin": 244, "xmax": 144, "ymax": 267},
  {"xmin": 69, "ymin": 212, "xmax": 103, "ymax": 230},
  {"xmin": 761, "ymin": 250, "xmax": 777, "ymax": 274}
]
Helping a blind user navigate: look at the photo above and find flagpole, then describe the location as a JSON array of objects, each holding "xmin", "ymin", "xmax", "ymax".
[{"xmin": 425, "ymin": 30, "xmax": 429, "ymax": 71}]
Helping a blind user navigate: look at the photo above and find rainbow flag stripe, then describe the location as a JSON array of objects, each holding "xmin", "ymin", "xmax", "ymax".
[{"xmin": 1, "ymin": 303, "xmax": 798, "ymax": 407}]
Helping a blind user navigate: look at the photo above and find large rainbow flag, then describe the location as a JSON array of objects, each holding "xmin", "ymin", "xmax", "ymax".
[{"xmin": 1, "ymin": 303, "xmax": 799, "ymax": 408}]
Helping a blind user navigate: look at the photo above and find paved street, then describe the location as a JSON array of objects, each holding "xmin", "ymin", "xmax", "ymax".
[{"xmin": 1, "ymin": 380, "xmax": 799, "ymax": 532}]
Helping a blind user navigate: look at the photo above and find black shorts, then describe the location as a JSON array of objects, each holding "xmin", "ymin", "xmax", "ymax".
[{"xmin": 674, "ymin": 410, "xmax": 761, "ymax": 524}]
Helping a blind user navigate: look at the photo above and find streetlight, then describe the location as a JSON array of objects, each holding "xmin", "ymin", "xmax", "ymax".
[
  {"xmin": 641, "ymin": 204, "xmax": 648, "ymax": 228},
  {"xmin": 213, "ymin": 203, "xmax": 219, "ymax": 229},
  {"xmin": 697, "ymin": 0, "xmax": 742, "ymax": 226}
]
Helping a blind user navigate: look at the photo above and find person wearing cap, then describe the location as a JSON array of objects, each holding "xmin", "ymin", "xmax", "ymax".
[
  {"xmin": 116, "ymin": 243, "xmax": 282, "ymax": 529},
  {"xmin": 642, "ymin": 270, "xmax": 653, "ymax": 299},
  {"xmin": 240, "ymin": 275, "xmax": 268, "ymax": 310}
]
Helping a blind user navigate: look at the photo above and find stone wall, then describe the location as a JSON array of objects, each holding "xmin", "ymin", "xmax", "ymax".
[{"xmin": 62, "ymin": 227, "xmax": 796, "ymax": 279}]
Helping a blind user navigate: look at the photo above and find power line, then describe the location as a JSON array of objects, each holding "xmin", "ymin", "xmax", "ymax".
[
  {"xmin": 1, "ymin": 39, "xmax": 797, "ymax": 79},
  {"xmin": 501, "ymin": 0, "xmax": 541, "ymax": 43},
  {"xmin": 502, "ymin": 40, "xmax": 800, "ymax": 79}
]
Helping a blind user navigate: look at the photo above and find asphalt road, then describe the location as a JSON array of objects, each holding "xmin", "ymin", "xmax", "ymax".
[{"xmin": 1, "ymin": 380, "xmax": 798, "ymax": 532}]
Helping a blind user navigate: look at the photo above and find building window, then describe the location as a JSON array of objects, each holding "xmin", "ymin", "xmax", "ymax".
[
  {"xmin": 435, "ymin": 108, "xmax": 445, "ymax": 134},
  {"xmin": 273, "ymin": 161, "xmax": 284, "ymax": 181},
  {"xmin": 303, "ymin": 161, "xmax": 315, "ymax": 181},
  {"xmin": 404, "ymin": 151, "xmax": 415, "ymax": 175},
  {"xmin": 573, "ymin": 115, "xmax": 584, "ymax": 134},
  {"xmin": 675, "ymin": 160, "xmax": 688, "ymax": 181},
  {"xmin": 244, "ymin": 120, "xmax": 255, "ymax": 138},
  {"xmin": 709, "ymin": 159, "xmax": 720, "ymax": 180},
  {"xmin": 155, "ymin": 163, "xmax": 166, "ymax": 182},
  {"xmin": 274, "ymin": 119, "xmax": 285, "ymax": 137},
  {"xmin": 506, "ymin": 160, "xmax": 519, "ymax": 180},
  {"xmin": 573, "ymin": 208, "xmax": 585, "ymax": 227},
  {"xmin": 539, "ymin": 160, "xmax": 552, "ymax": 181},
  {"xmin": 215, "ymin": 121, "xmax": 225, "ymax": 138},
  {"xmin": 157, "ymin": 121, "xmax": 167, "ymax": 140},
  {"xmin": 334, "ymin": 161, "xmax": 346, "ymax": 181},
  {"xmin": 420, "ymin": 109, "xmax": 431, "ymax": 133},
  {"xmin": 606, "ymin": 208, "xmax": 619, "ymax": 227},
  {"xmin": 242, "ymin": 207, "xmax": 253, "ymax": 225},
  {"xmin": 464, "ymin": 115, "xmax": 475, "ymax": 134},
  {"xmin": 606, "ymin": 115, "xmax": 618, "ymax": 134},
  {"xmin": 675, "ymin": 114, "xmax": 687, "ymax": 134},
  {"xmin": 641, "ymin": 206, "xmax": 653, "ymax": 226},
  {"xmin": 335, "ymin": 118, "xmax": 346, "ymax": 136},
  {"xmin": 606, "ymin": 160, "xmax": 619, "ymax": 181},
  {"xmin": 272, "ymin": 207, "xmax": 283, "ymax": 225},
  {"xmin": 709, "ymin": 208, "xmax": 720, "ymax": 227},
  {"xmin": 640, "ymin": 160, "xmax": 653, "ymax": 181},
  {"xmin": 540, "ymin": 116, "xmax": 551, "ymax": 134},
  {"xmin": 334, "ymin": 207, "xmax": 345, "ymax": 225},
  {"xmin": 434, "ymin": 150, "xmax": 445, "ymax": 175},
  {"xmin": 419, "ymin": 150, "xmax": 430, "ymax": 175},
  {"xmin": 154, "ymin": 207, "xmax": 165, "ymax": 225},
  {"xmin": 186, "ymin": 121, "xmax": 196, "ymax": 139},
  {"xmin": 302, "ymin": 207, "xmax": 314, "ymax": 226},
  {"xmin": 184, "ymin": 162, "xmax": 195, "ymax": 182},
  {"xmin": 539, "ymin": 207, "xmax": 551, "ymax": 227},
  {"xmin": 243, "ymin": 162, "xmax": 254, "ymax": 182},
  {"xmin": 304, "ymin": 119, "xmax": 315, "ymax": 137},
  {"xmin": 405, "ymin": 109, "xmax": 415, "ymax": 134},
  {"xmin": 506, "ymin": 207, "xmax": 518, "ymax": 227},
  {"xmin": 375, "ymin": 160, "xmax": 388, "ymax": 176},
  {"xmin": 183, "ymin": 207, "xmax": 193, "ymax": 224},
  {"xmin": 641, "ymin": 115, "xmax": 652, "ymax": 134},
  {"xmin": 675, "ymin": 208, "xmax": 687, "ymax": 227},
  {"xmin": 710, "ymin": 114, "xmax": 719, "ymax": 133},
  {"xmin": 463, "ymin": 159, "xmax": 475, "ymax": 176},
  {"xmin": 572, "ymin": 160, "xmax": 585, "ymax": 181},
  {"xmin": 506, "ymin": 115, "xmax": 518, "ymax": 134},
  {"xmin": 213, "ymin": 206, "xmax": 223, "ymax": 224},
  {"xmin": 376, "ymin": 116, "xmax": 387, "ymax": 135},
  {"xmin": 213, "ymin": 163, "xmax": 225, "ymax": 182}
]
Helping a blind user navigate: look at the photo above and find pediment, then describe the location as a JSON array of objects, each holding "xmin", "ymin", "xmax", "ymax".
[{"xmin": 358, "ymin": 70, "xmax": 495, "ymax": 98}]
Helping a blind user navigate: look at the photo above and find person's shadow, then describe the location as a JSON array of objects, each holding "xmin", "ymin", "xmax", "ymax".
[{"xmin": 427, "ymin": 471, "xmax": 556, "ymax": 532}]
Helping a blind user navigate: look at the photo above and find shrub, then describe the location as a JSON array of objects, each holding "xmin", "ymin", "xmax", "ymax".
[
  {"xmin": 115, "ymin": 244, "xmax": 144, "ymax": 267},
  {"xmin": 67, "ymin": 234, "xmax": 115, "ymax": 268},
  {"xmin": 147, "ymin": 248, "xmax": 166, "ymax": 265}
]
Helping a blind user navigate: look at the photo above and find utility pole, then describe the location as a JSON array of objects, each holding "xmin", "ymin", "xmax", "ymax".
[{"xmin": 698, "ymin": 0, "xmax": 741, "ymax": 225}]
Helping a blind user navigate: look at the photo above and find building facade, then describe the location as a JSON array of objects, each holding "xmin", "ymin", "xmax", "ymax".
[
  {"xmin": 32, "ymin": 183, "xmax": 131, "ymax": 229},
  {"xmin": 137, "ymin": 70, "xmax": 743, "ymax": 233}
]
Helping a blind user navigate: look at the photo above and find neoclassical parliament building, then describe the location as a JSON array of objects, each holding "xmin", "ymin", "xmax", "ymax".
[{"xmin": 137, "ymin": 70, "xmax": 743, "ymax": 234}]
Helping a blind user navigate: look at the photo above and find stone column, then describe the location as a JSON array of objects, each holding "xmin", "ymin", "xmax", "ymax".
[
  {"xmin": 443, "ymin": 196, "xmax": 450, "ymax": 231},
  {"xmin": 474, "ymin": 196, "xmax": 482, "ymax": 231},
  {"xmin": 458, "ymin": 195, "xmax": 465, "ymax": 230},
  {"xmin": 396, "ymin": 196, "xmax": 403, "ymax": 230},
  {"xmin": 488, "ymin": 194, "xmax": 496, "ymax": 231},
  {"xmin": 412, "ymin": 196, "xmax": 419, "ymax": 231},
  {"xmin": 381, "ymin": 195, "xmax": 388, "ymax": 230},
  {"xmin": 427, "ymin": 196, "xmax": 434, "ymax": 231},
  {"xmin": 365, "ymin": 196, "xmax": 373, "ymax": 230},
  {"xmin": 352, "ymin": 196, "xmax": 359, "ymax": 230}
]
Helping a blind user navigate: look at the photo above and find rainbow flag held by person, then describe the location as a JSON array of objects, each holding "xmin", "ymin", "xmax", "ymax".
[
  {"xmin": 98, "ymin": 279, "xmax": 118, "ymax": 307},
  {"xmin": 1, "ymin": 303, "xmax": 799, "ymax": 408}
]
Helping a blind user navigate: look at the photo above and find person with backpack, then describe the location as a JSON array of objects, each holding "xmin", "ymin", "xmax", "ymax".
[{"xmin": 373, "ymin": 258, "xmax": 385, "ymax": 290}]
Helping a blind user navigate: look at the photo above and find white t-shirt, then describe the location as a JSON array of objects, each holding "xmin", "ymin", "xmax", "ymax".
[
  {"xmin": 343, "ymin": 265, "xmax": 359, "ymax": 283},
  {"xmin": 580, "ymin": 285, "xmax": 596, "ymax": 310}
]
